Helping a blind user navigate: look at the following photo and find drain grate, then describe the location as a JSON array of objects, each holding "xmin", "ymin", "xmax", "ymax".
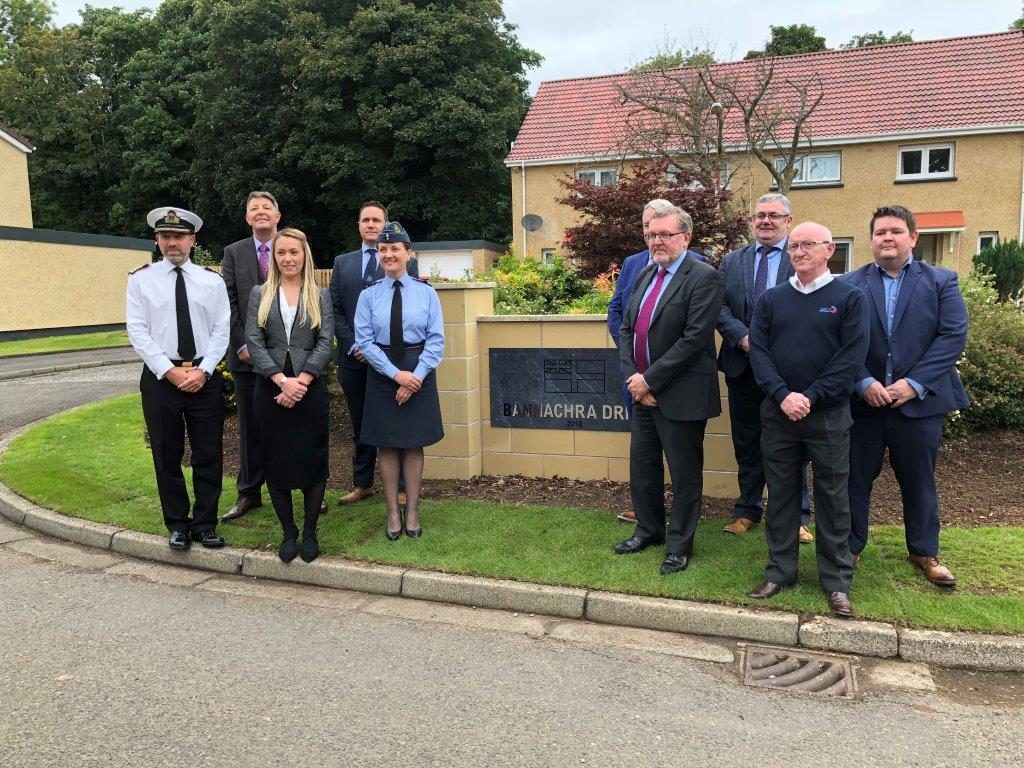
[{"xmin": 741, "ymin": 646, "xmax": 856, "ymax": 697}]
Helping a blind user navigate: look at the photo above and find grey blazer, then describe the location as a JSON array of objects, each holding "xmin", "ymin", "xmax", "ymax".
[
  {"xmin": 245, "ymin": 285, "xmax": 334, "ymax": 379},
  {"xmin": 222, "ymin": 237, "xmax": 262, "ymax": 373}
]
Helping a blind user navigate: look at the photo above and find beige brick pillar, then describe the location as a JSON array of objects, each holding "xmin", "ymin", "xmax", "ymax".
[{"xmin": 424, "ymin": 282, "xmax": 494, "ymax": 479}]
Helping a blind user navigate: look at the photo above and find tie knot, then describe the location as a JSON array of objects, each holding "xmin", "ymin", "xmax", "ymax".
[
  {"xmin": 368, "ymin": 248, "xmax": 377, "ymax": 257},
  {"xmin": 174, "ymin": 266, "xmax": 183, "ymax": 274},
  {"xmin": 392, "ymin": 280, "xmax": 402, "ymax": 290},
  {"xmin": 258, "ymin": 242, "xmax": 268, "ymax": 253}
]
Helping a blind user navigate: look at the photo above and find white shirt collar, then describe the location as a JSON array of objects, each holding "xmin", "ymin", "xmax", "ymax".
[{"xmin": 789, "ymin": 270, "xmax": 834, "ymax": 294}]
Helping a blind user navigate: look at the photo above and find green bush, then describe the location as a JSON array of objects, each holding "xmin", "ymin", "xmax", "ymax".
[
  {"xmin": 947, "ymin": 271, "xmax": 1024, "ymax": 436},
  {"xmin": 486, "ymin": 253, "xmax": 594, "ymax": 315},
  {"xmin": 973, "ymin": 239, "xmax": 1024, "ymax": 302}
]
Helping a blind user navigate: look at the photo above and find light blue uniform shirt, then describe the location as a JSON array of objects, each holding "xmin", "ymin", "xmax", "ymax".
[
  {"xmin": 634, "ymin": 252, "xmax": 686, "ymax": 368},
  {"xmin": 855, "ymin": 256, "xmax": 925, "ymax": 399},
  {"xmin": 355, "ymin": 273, "xmax": 444, "ymax": 381}
]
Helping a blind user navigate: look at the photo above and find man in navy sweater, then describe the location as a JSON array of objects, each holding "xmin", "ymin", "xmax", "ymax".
[{"xmin": 747, "ymin": 221, "xmax": 869, "ymax": 618}]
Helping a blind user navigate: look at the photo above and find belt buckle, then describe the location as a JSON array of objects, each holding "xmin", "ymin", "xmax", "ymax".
[{"xmin": 181, "ymin": 361, "xmax": 194, "ymax": 369}]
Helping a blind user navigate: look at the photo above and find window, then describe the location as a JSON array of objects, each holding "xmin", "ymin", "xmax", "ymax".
[
  {"xmin": 540, "ymin": 248, "xmax": 557, "ymax": 264},
  {"xmin": 898, "ymin": 143, "xmax": 954, "ymax": 180},
  {"xmin": 773, "ymin": 152, "xmax": 841, "ymax": 186},
  {"xmin": 978, "ymin": 232, "xmax": 998, "ymax": 253},
  {"xmin": 666, "ymin": 162, "xmax": 731, "ymax": 189},
  {"xmin": 575, "ymin": 168, "xmax": 618, "ymax": 187},
  {"xmin": 828, "ymin": 239, "xmax": 852, "ymax": 274}
]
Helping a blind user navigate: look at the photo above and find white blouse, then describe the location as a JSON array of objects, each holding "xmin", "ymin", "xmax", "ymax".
[{"xmin": 278, "ymin": 287, "xmax": 297, "ymax": 343}]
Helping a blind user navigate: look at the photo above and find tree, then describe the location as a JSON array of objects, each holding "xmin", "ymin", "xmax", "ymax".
[
  {"xmin": 1012, "ymin": 15, "xmax": 1024, "ymax": 30},
  {"xmin": 632, "ymin": 49, "xmax": 715, "ymax": 72},
  {"xmin": 745, "ymin": 24, "xmax": 827, "ymax": 59},
  {"xmin": 0, "ymin": 0, "xmax": 51, "ymax": 56},
  {"xmin": 557, "ymin": 160, "xmax": 748, "ymax": 278},
  {"xmin": 842, "ymin": 30, "xmax": 913, "ymax": 48}
]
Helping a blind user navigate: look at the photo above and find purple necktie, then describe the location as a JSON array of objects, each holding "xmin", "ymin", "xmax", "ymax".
[
  {"xmin": 257, "ymin": 242, "xmax": 270, "ymax": 281},
  {"xmin": 633, "ymin": 268, "xmax": 668, "ymax": 375}
]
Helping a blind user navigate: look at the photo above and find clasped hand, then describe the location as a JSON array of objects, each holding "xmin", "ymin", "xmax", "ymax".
[
  {"xmin": 167, "ymin": 366, "xmax": 206, "ymax": 393},
  {"xmin": 394, "ymin": 371, "xmax": 422, "ymax": 393},
  {"xmin": 780, "ymin": 392, "xmax": 811, "ymax": 421},
  {"xmin": 861, "ymin": 378, "xmax": 918, "ymax": 408},
  {"xmin": 275, "ymin": 375, "xmax": 309, "ymax": 409}
]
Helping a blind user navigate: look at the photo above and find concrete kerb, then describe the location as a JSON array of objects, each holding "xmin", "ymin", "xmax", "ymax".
[
  {"xmin": 0, "ymin": 354, "xmax": 138, "ymax": 382},
  {"xmin": 2, "ymin": 408, "xmax": 1024, "ymax": 671}
]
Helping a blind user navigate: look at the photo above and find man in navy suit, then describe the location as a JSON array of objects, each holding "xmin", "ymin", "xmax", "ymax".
[
  {"xmin": 329, "ymin": 201, "xmax": 418, "ymax": 505},
  {"xmin": 608, "ymin": 199, "xmax": 704, "ymax": 524},
  {"xmin": 717, "ymin": 193, "xmax": 812, "ymax": 540},
  {"xmin": 843, "ymin": 205, "xmax": 969, "ymax": 587}
]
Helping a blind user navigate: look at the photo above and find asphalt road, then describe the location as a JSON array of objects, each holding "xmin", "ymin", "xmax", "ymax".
[{"xmin": 1, "ymin": 363, "xmax": 1022, "ymax": 767}]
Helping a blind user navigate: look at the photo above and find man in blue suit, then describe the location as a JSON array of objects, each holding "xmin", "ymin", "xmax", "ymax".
[
  {"xmin": 717, "ymin": 193, "xmax": 812, "ymax": 541},
  {"xmin": 608, "ymin": 199, "xmax": 704, "ymax": 524},
  {"xmin": 843, "ymin": 205, "xmax": 969, "ymax": 587}
]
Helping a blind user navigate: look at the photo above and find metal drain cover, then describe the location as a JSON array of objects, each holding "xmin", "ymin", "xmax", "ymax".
[{"xmin": 741, "ymin": 646, "xmax": 856, "ymax": 697}]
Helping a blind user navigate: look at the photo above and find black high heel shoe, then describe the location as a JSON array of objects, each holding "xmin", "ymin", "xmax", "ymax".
[
  {"xmin": 402, "ymin": 507, "xmax": 422, "ymax": 538},
  {"xmin": 386, "ymin": 509, "xmax": 402, "ymax": 540}
]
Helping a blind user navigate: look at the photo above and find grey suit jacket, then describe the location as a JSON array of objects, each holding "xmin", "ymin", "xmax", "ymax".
[
  {"xmin": 620, "ymin": 255, "xmax": 723, "ymax": 421},
  {"xmin": 222, "ymin": 237, "xmax": 262, "ymax": 373},
  {"xmin": 245, "ymin": 286, "xmax": 334, "ymax": 379},
  {"xmin": 716, "ymin": 242, "xmax": 795, "ymax": 378}
]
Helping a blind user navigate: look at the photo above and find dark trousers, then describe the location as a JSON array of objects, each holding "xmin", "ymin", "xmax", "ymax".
[
  {"xmin": 140, "ymin": 367, "xmax": 225, "ymax": 535},
  {"xmin": 630, "ymin": 404, "xmax": 706, "ymax": 556},
  {"xmin": 849, "ymin": 408, "xmax": 944, "ymax": 557},
  {"xmin": 231, "ymin": 370, "xmax": 264, "ymax": 501},
  {"xmin": 338, "ymin": 363, "xmax": 404, "ymax": 490},
  {"xmin": 726, "ymin": 368, "xmax": 810, "ymax": 525},
  {"xmin": 761, "ymin": 403, "xmax": 853, "ymax": 593}
]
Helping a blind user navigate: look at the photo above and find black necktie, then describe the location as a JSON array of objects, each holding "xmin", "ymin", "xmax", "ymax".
[
  {"xmin": 363, "ymin": 249, "xmax": 379, "ymax": 285},
  {"xmin": 389, "ymin": 281, "xmax": 404, "ymax": 364},
  {"xmin": 752, "ymin": 246, "xmax": 770, "ymax": 305},
  {"xmin": 174, "ymin": 266, "xmax": 197, "ymax": 361}
]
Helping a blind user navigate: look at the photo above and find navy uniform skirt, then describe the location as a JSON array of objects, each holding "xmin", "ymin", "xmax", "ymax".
[{"xmin": 361, "ymin": 346, "xmax": 443, "ymax": 449}]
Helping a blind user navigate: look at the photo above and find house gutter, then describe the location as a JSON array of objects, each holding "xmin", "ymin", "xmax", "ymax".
[{"xmin": 520, "ymin": 160, "xmax": 528, "ymax": 257}]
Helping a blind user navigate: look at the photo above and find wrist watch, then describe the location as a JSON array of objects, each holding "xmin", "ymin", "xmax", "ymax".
[{"xmin": 277, "ymin": 375, "xmax": 288, "ymax": 388}]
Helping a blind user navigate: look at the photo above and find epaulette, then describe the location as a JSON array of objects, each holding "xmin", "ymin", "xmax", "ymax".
[
  {"xmin": 369, "ymin": 278, "xmax": 385, "ymax": 287},
  {"xmin": 415, "ymin": 276, "xmax": 430, "ymax": 284},
  {"xmin": 128, "ymin": 263, "xmax": 151, "ymax": 275},
  {"xmin": 203, "ymin": 266, "xmax": 219, "ymax": 273}
]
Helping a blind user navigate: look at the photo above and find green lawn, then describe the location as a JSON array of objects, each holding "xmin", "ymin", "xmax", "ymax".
[
  {"xmin": 2, "ymin": 393, "xmax": 1022, "ymax": 634},
  {"xmin": 0, "ymin": 330, "xmax": 130, "ymax": 358}
]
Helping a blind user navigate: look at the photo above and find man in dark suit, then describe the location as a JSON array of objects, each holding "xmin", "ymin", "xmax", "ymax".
[
  {"xmin": 608, "ymin": 199, "xmax": 705, "ymax": 524},
  {"xmin": 613, "ymin": 203, "xmax": 724, "ymax": 575},
  {"xmin": 220, "ymin": 191, "xmax": 281, "ymax": 521},
  {"xmin": 843, "ymin": 205, "xmax": 969, "ymax": 587},
  {"xmin": 329, "ymin": 201, "xmax": 418, "ymax": 504},
  {"xmin": 718, "ymin": 192, "xmax": 812, "ymax": 542}
]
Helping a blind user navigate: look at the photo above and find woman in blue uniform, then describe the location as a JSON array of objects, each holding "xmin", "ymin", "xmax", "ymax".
[
  {"xmin": 245, "ymin": 228, "xmax": 334, "ymax": 562},
  {"xmin": 355, "ymin": 222, "xmax": 444, "ymax": 539}
]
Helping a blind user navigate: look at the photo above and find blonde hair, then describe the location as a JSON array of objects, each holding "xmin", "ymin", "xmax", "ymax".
[{"xmin": 256, "ymin": 228, "xmax": 322, "ymax": 330}]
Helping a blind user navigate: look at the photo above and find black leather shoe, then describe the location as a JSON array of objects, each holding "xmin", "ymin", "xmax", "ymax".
[
  {"xmin": 193, "ymin": 530, "xmax": 225, "ymax": 549},
  {"xmin": 169, "ymin": 531, "xmax": 190, "ymax": 550},
  {"xmin": 279, "ymin": 538, "xmax": 298, "ymax": 563},
  {"xmin": 300, "ymin": 536, "xmax": 319, "ymax": 563},
  {"xmin": 748, "ymin": 580, "xmax": 787, "ymax": 599},
  {"xmin": 222, "ymin": 496, "xmax": 262, "ymax": 522},
  {"xmin": 386, "ymin": 528, "xmax": 402, "ymax": 541},
  {"xmin": 826, "ymin": 591, "xmax": 854, "ymax": 618},
  {"xmin": 613, "ymin": 535, "xmax": 664, "ymax": 555},
  {"xmin": 660, "ymin": 553, "xmax": 689, "ymax": 574}
]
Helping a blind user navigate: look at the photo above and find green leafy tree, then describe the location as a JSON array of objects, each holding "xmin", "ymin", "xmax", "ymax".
[
  {"xmin": 745, "ymin": 24, "xmax": 827, "ymax": 59},
  {"xmin": 0, "ymin": 0, "xmax": 52, "ymax": 56},
  {"xmin": 632, "ymin": 49, "xmax": 715, "ymax": 72},
  {"xmin": 1012, "ymin": 15, "xmax": 1024, "ymax": 30},
  {"xmin": 974, "ymin": 239, "xmax": 1024, "ymax": 302},
  {"xmin": 842, "ymin": 30, "xmax": 913, "ymax": 48}
]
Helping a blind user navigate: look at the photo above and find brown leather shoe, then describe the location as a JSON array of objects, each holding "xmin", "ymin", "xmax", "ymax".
[
  {"xmin": 908, "ymin": 554, "xmax": 957, "ymax": 587},
  {"xmin": 339, "ymin": 487, "xmax": 375, "ymax": 505},
  {"xmin": 748, "ymin": 580, "xmax": 787, "ymax": 599},
  {"xmin": 851, "ymin": 552, "xmax": 861, "ymax": 566},
  {"xmin": 826, "ymin": 591, "xmax": 854, "ymax": 618},
  {"xmin": 799, "ymin": 525, "xmax": 814, "ymax": 544},
  {"xmin": 222, "ymin": 497, "xmax": 262, "ymax": 522},
  {"xmin": 723, "ymin": 517, "xmax": 757, "ymax": 534},
  {"xmin": 617, "ymin": 509, "xmax": 637, "ymax": 522},
  {"xmin": 398, "ymin": 492, "xmax": 407, "ymax": 507}
]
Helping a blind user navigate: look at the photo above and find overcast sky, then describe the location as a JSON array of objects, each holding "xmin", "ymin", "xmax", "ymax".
[{"xmin": 52, "ymin": 0, "xmax": 1023, "ymax": 92}]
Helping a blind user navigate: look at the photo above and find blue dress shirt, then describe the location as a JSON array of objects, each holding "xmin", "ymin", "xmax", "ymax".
[{"xmin": 754, "ymin": 237, "xmax": 787, "ymax": 291}]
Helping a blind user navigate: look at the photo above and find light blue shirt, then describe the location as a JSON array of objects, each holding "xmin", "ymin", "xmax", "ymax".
[
  {"xmin": 355, "ymin": 273, "xmax": 445, "ymax": 381},
  {"xmin": 753, "ymin": 237, "xmax": 787, "ymax": 291},
  {"xmin": 634, "ymin": 252, "xmax": 686, "ymax": 369},
  {"xmin": 855, "ymin": 256, "xmax": 925, "ymax": 399},
  {"xmin": 361, "ymin": 245, "xmax": 380, "ymax": 282}
]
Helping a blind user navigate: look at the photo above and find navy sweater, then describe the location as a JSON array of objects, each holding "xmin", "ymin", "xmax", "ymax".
[{"xmin": 749, "ymin": 279, "xmax": 869, "ymax": 412}]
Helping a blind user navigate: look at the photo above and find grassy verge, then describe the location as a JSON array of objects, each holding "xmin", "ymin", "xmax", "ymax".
[
  {"xmin": 0, "ymin": 330, "xmax": 130, "ymax": 358},
  {"xmin": 2, "ymin": 394, "xmax": 1022, "ymax": 634}
]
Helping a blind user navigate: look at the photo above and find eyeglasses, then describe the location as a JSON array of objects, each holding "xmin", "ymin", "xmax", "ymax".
[
  {"xmin": 644, "ymin": 231, "xmax": 684, "ymax": 242},
  {"xmin": 786, "ymin": 241, "xmax": 831, "ymax": 253},
  {"xmin": 752, "ymin": 212, "xmax": 790, "ymax": 222}
]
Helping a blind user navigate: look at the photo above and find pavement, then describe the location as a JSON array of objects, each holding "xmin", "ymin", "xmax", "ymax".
[
  {"xmin": 0, "ymin": 346, "xmax": 138, "ymax": 382},
  {"xmin": 1, "ymin": 353, "xmax": 1023, "ymax": 675}
]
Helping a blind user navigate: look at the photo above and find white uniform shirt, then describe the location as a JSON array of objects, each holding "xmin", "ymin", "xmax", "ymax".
[{"xmin": 126, "ymin": 258, "xmax": 231, "ymax": 379}]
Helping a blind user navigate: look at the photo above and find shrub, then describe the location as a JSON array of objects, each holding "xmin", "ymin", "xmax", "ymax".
[
  {"xmin": 217, "ymin": 360, "xmax": 236, "ymax": 411},
  {"xmin": 947, "ymin": 271, "xmax": 1024, "ymax": 436},
  {"xmin": 487, "ymin": 253, "xmax": 593, "ymax": 315},
  {"xmin": 973, "ymin": 239, "xmax": 1024, "ymax": 302}
]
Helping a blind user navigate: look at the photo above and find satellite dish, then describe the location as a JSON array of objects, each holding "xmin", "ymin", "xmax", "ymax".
[{"xmin": 521, "ymin": 213, "xmax": 543, "ymax": 232}]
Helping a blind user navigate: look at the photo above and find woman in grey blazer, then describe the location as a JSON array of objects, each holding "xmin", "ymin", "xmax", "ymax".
[{"xmin": 245, "ymin": 228, "xmax": 334, "ymax": 563}]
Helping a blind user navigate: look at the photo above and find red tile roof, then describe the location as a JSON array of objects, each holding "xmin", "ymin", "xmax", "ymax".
[{"xmin": 507, "ymin": 31, "xmax": 1024, "ymax": 164}]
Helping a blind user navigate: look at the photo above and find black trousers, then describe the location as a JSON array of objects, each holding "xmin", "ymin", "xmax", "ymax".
[
  {"xmin": 231, "ymin": 369, "xmax": 264, "ymax": 501},
  {"xmin": 726, "ymin": 367, "xmax": 810, "ymax": 524},
  {"xmin": 630, "ymin": 404, "xmax": 707, "ymax": 556},
  {"xmin": 761, "ymin": 403, "xmax": 854, "ymax": 593},
  {"xmin": 338, "ymin": 363, "xmax": 377, "ymax": 489},
  {"xmin": 140, "ymin": 367, "xmax": 225, "ymax": 535}
]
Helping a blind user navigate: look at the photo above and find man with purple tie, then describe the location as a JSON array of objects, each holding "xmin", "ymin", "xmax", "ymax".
[
  {"xmin": 613, "ymin": 205, "xmax": 724, "ymax": 575},
  {"xmin": 221, "ymin": 191, "xmax": 281, "ymax": 522}
]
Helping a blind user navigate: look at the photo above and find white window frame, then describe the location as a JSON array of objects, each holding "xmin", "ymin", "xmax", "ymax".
[
  {"xmin": 773, "ymin": 152, "xmax": 841, "ymax": 186},
  {"xmin": 666, "ymin": 162, "xmax": 731, "ymax": 189},
  {"xmin": 829, "ymin": 238, "xmax": 853, "ymax": 274},
  {"xmin": 897, "ymin": 143, "xmax": 955, "ymax": 181},
  {"xmin": 540, "ymin": 248, "xmax": 557, "ymax": 264},
  {"xmin": 977, "ymin": 232, "xmax": 998, "ymax": 253},
  {"xmin": 575, "ymin": 168, "xmax": 618, "ymax": 187}
]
